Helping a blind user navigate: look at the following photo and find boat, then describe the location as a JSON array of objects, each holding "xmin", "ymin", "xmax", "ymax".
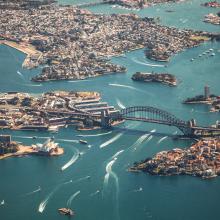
[
  {"xmin": 33, "ymin": 136, "xmax": 37, "ymax": 139},
  {"xmin": 58, "ymin": 208, "xmax": 74, "ymax": 216},
  {"xmin": 1, "ymin": 200, "xmax": 4, "ymax": 205},
  {"xmin": 79, "ymin": 139, "xmax": 88, "ymax": 144},
  {"xmin": 210, "ymin": 53, "xmax": 215, "ymax": 56}
]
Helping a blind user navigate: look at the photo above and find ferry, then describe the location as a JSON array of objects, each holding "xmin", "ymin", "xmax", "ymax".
[
  {"xmin": 79, "ymin": 139, "xmax": 88, "ymax": 144},
  {"xmin": 58, "ymin": 208, "xmax": 74, "ymax": 216}
]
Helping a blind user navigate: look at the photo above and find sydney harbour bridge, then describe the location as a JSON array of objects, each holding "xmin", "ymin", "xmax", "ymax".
[
  {"xmin": 100, "ymin": 106, "xmax": 220, "ymax": 138},
  {"xmin": 46, "ymin": 106, "xmax": 220, "ymax": 138}
]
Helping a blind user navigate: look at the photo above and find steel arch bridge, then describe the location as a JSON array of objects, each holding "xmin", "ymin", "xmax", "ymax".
[{"xmin": 106, "ymin": 106, "xmax": 192, "ymax": 135}]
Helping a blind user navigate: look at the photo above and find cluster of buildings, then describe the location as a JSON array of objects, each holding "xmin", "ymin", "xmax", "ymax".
[
  {"xmin": 130, "ymin": 138, "xmax": 220, "ymax": 179},
  {"xmin": 201, "ymin": 1, "xmax": 220, "ymax": 8},
  {"xmin": 204, "ymin": 13, "xmax": 220, "ymax": 25},
  {"xmin": 131, "ymin": 72, "xmax": 177, "ymax": 86},
  {"xmin": 0, "ymin": 91, "xmax": 120, "ymax": 131},
  {"xmin": 0, "ymin": 135, "xmax": 18, "ymax": 156},
  {"xmin": 0, "ymin": 4, "xmax": 209, "ymax": 82},
  {"xmin": 183, "ymin": 86, "xmax": 220, "ymax": 112}
]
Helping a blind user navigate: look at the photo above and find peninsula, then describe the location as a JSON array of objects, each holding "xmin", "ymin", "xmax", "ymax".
[
  {"xmin": 0, "ymin": 135, "xmax": 63, "ymax": 160},
  {"xmin": 183, "ymin": 86, "xmax": 220, "ymax": 112},
  {"xmin": 0, "ymin": 2, "xmax": 211, "ymax": 82},
  {"xmin": 132, "ymin": 72, "xmax": 177, "ymax": 86},
  {"xmin": 0, "ymin": 91, "xmax": 122, "ymax": 131},
  {"xmin": 129, "ymin": 138, "xmax": 220, "ymax": 179}
]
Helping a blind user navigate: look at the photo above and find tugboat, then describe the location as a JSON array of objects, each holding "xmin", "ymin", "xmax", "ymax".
[
  {"xmin": 58, "ymin": 208, "xmax": 74, "ymax": 216},
  {"xmin": 79, "ymin": 139, "xmax": 88, "ymax": 144}
]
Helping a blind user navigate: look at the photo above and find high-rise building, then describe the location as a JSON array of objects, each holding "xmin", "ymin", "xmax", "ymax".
[{"xmin": 204, "ymin": 85, "xmax": 210, "ymax": 100}]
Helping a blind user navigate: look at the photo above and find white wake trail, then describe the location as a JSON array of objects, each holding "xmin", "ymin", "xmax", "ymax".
[
  {"xmin": 111, "ymin": 150, "xmax": 124, "ymax": 159},
  {"xmin": 67, "ymin": 191, "xmax": 80, "ymax": 207},
  {"xmin": 38, "ymin": 180, "xmax": 72, "ymax": 213},
  {"xmin": 57, "ymin": 139, "xmax": 78, "ymax": 143},
  {"xmin": 130, "ymin": 133, "xmax": 150, "ymax": 151},
  {"xmin": 132, "ymin": 58, "xmax": 165, "ymax": 67},
  {"xmin": 100, "ymin": 133, "xmax": 123, "ymax": 148},
  {"xmin": 157, "ymin": 136, "xmax": 168, "ymax": 144},
  {"xmin": 109, "ymin": 83, "xmax": 140, "ymax": 92},
  {"xmin": 90, "ymin": 190, "xmax": 100, "ymax": 196},
  {"xmin": 116, "ymin": 98, "xmax": 126, "ymax": 109},
  {"xmin": 76, "ymin": 131, "xmax": 112, "ymax": 137},
  {"xmin": 61, "ymin": 147, "xmax": 80, "ymax": 171},
  {"xmin": 24, "ymin": 186, "xmax": 41, "ymax": 196},
  {"xmin": 68, "ymin": 80, "xmax": 91, "ymax": 83},
  {"xmin": 17, "ymin": 70, "xmax": 24, "ymax": 78},
  {"xmin": 103, "ymin": 158, "xmax": 117, "ymax": 188},
  {"xmin": 38, "ymin": 186, "xmax": 59, "ymax": 213}
]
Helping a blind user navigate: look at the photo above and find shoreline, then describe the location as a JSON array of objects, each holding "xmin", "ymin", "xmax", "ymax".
[
  {"xmin": 0, "ymin": 145, "xmax": 64, "ymax": 160},
  {"xmin": 0, "ymin": 40, "xmax": 42, "ymax": 68}
]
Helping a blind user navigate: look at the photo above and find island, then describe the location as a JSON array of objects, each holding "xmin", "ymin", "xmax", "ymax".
[
  {"xmin": 0, "ymin": 91, "xmax": 122, "ymax": 131},
  {"xmin": 129, "ymin": 138, "xmax": 220, "ymax": 179},
  {"xmin": 182, "ymin": 86, "xmax": 220, "ymax": 112},
  {"xmin": 0, "ymin": 1, "xmax": 212, "ymax": 82},
  {"xmin": 204, "ymin": 12, "xmax": 220, "ymax": 25},
  {"xmin": 131, "ymin": 72, "xmax": 177, "ymax": 86},
  {"xmin": 0, "ymin": 135, "xmax": 63, "ymax": 160},
  {"xmin": 201, "ymin": 1, "xmax": 220, "ymax": 8}
]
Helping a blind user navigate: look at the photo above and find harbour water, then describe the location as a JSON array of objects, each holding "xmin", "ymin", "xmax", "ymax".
[{"xmin": 0, "ymin": 0, "xmax": 220, "ymax": 219}]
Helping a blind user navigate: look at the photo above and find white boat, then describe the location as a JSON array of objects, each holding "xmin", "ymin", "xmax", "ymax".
[{"xmin": 1, "ymin": 200, "xmax": 5, "ymax": 205}]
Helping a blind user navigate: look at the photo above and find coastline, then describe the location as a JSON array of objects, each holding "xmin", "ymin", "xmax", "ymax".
[
  {"xmin": 0, "ymin": 145, "xmax": 64, "ymax": 160},
  {"xmin": 0, "ymin": 40, "xmax": 42, "ymax": 68}
]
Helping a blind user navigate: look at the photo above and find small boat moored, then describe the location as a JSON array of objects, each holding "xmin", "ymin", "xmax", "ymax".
[
  {"xmin": 58, "ymin": 208, "xmax": 74, "ymax": 216},
  {"xmin": 79, "ymin": 139, "xmax": 88, "ymax": 144}
]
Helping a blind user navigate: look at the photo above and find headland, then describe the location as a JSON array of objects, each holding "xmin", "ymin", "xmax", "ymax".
[
  {"xmin": 0, "ymin": 91, "xmax": 122, "ymax": 131},
  {"xmin": 183, "ymin": 86, "xmax": 220, "ymax": 112},
  {"xmin": 129, "ymin": 138, "xmax": 220, "ymax": 179},
  {"xmin": 0, "ymin": 135, "xmax": 63, "ymax": 160}
]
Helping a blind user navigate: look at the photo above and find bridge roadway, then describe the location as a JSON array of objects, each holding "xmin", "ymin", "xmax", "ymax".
[{"xmin": 34, "ymin": 106, "xmax": 220, "ymax": 137}]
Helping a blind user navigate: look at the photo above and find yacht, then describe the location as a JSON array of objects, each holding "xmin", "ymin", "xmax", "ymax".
[{"xmin": 58, "ymin": 208, "xmax": 74, "ymax": 216}]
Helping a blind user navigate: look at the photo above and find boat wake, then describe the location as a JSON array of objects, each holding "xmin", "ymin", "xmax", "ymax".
[
  {"xmin": 133, "ymin": 187, "xmax": 143, "ymax": 192},
  {"xmin": 111, "ymin": 150, "xmax": 124, "ymax": 159},
  {"xmin": 100, "ymin": 133, "xmax": 123, "ymax": 148},
  {"xmin": 56, "ymin": 139, "xmax": 78, "ymax": 143},
  {"xmin": 0, "ymin": 200, "xmax": 5, "ymax": 206},
  {"xmin": 24, "ymin": 186, "xmax": 41, "ymax": 196},
  {"xmin": 90, "ymin": 190, "xmax": 100, "ymax": 197},
  {"xmin": 132, "ymin": 58, "xmax": 165, "ymax": 67},
  {"xmin": 157, "ymin": 136, "xmax": 168, "ymax": 144},
  {"xmin": 61, "ymin": 147, "xmax": 80, "ymax": 171},
  {"xmin": 27, "ymin": 83, "xmax": 42, "ymax": 87},
  {"xmin": 76, "ymin": 131, "xmax": 112, "ymax": 137},
  {"xmin": 130, "ymin": 134, "xmax": 150, "ymax": 151},
  {"xmin": 116, "ymin": 98, "xmax": 126, "ymax": 109},
  {"xmin": 73, "ymin": 175, "xmax": 90, "ymax": 183},
  {"xmin": 103, "ymin": 157, "xmax": 120, "ymax": 220},
  {"xmin": 109, "ymin": 83, "xmax": 141, "ymax": 92},
  {"xmin": 38, "ymin": 186, "xmax": 58, "ymax": 213},
  {"xmin": 17, "ymin": 70, "xmax": 24, "ymax": 78},
  {"xmin": 67, "ymin": 191, "xmax": 80, "ymax": 207},
  {"xmin": 38, "ymin": 180, "xmax": 72, "ymax": 213},
  {"xmin": 109, "ymin": 83, "xmax": 154, "ymax": 97}
]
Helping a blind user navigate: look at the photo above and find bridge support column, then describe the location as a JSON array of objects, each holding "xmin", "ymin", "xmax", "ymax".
[{"xmin": 101, "ymin": 110, "xmax": 111, "ymax": 128}]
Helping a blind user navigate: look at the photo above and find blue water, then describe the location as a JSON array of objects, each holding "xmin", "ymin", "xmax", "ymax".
[{"xmin": 0, "ymin": 1, "xmax": 220, "ymax": 220}]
